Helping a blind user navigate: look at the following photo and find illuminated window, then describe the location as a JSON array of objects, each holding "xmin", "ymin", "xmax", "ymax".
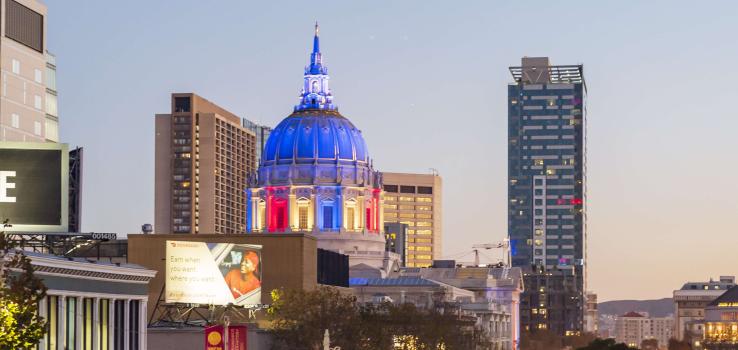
[
  {"xmin": 546, "ymin": 168, "xmax": 556, "ymax": 175},
  {"xmin": 416, "ymin": 246, "xmax": 432, "ymax": 251},
  {"xmin": 399, "ymin": 205, "xmax": 414, "ymax": 210},
  {"xmin": 416, "ymin": 213, "xmax": 432, "ymax": 219},
  {"xmin": 346, "ymin": 207, "xmax": 355, "ymax": 230},
  {"xmin": 83, "ymin": 298, "xmax": 93, "ymax": 350},
  {"xmin": 416, "ymin": 197, "xmax": 432, "ymax": 203},
  {"xmin": 400, "ymin": 221, "xmax": 415, "ymax": 227},
  {"xmin": 416, "ymin": 206, "xmax": 431, "ymax": 211},
  {"xmin": 416, "ymin": 230, "xmax": 432, "ymax": 235},
  {"xmin": 384, "ymin": 204, "xmax": 397, "ymax": 210},
  {"xmin": 534, "ymin": 159, "xmax": 544, "ymax": 166},
  {"xmin": 99, "ymin": 300, "xmax": 109, "ymax": 350},
  {"xmin": 416, "ymin": 255, "xmax": 432, "ymax": 260},
  {"xmin": 399, "ymin": 213, "xmax": 414, "ymax": 218},
  {"xmin": 47, "ymin": 296, "xmax": 58, "ymax": 349},
  {"xmin": 298, "ymin": 206, "xmax": 309, "ymax": 230},
  {"xmin": 407, "ymin": 246, "xmax": 415, "ymax": 251},
  {"xmin": 385, "ymin": 212, "xmax": 397, "ymax": 218},
  {"xmin": 535, "ymin": 229, "xmax": 543, "ymax": 236},
  {"xmin": 416, "ymin": 222, "xmax": 432, "ymax": 227},
  {"xmin": 407, "ymin": 229, "xmax": 415, "ymax": 234},
  {"xmin": 416, "ymin": 238, "xmax": 432, "ymax": 243},
  {"xmin": 399, "ymin": 196, "xmax": 414, "ymax": 202},
  {"xmin": 384, "ymin": 196, "xmax": 397, "ymax": 202}
]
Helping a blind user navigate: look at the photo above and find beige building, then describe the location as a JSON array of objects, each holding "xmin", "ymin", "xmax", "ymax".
[
  {"xmin": 615, "ymin": 312, "xmax": 673, "ymax": 349},
  {"xmin": 155, "ymin": 93, "xmax": 256, "ymax": 234},
  {"xmin": 0, "ymin": 0, "xmax": 58, "ymax": 142},
  {"xmin": 381, "ymin": 172, "xmax": 442, "ymax": 267},
  {"xmin": 673, "ymin": 276, "xmax": 735, "ymax": 343}
]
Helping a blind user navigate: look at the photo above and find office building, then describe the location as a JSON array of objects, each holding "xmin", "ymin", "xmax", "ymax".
[
  {"xmin": 155, "ymin": 93, "xmax": 256, "ymax": 234},
  {"xmin": 615, "ymin": 312, "xmax": 673, "ymax": 349},
  {"xmin": 242, "ymin": 118, "xmax": 271, "ymax": 164},
  {"xmin": 703, "ymin": 286, "xmax": 738, "ymax": 350},
  {"xmin": 0, "ymin": 0, "xmax": 54, "ymax": 142},
  {"xmin": 44, "ymin": 51, "xmax": 58, "ymax": 141},
  {"xmin": 674, "ymin": 276, "xmax": 736, "ymax": 343},
  {"xmin": 507, "ymin": 56, "xmax": 586, "ymax": 334},
  {"xmin": 381, "ymin": 172, "xmax": 442, "ymax": 268}
]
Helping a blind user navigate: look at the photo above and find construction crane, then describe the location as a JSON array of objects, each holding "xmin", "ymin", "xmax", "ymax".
[{"xmin": 471, "ymin": 239, "xmax": 510, "ymax": 267}]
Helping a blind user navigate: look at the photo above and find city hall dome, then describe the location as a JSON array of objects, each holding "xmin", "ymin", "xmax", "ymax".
[{"xmin": 257, "ymin": 23, "xmax": 375, "ymax": 187}]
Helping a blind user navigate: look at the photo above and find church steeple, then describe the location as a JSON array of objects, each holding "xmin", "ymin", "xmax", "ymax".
[{"xmin": 296, "ymin": 22, "xmax": 336, "ymax": 111}]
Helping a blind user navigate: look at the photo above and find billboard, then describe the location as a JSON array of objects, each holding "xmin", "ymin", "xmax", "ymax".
[
  {"xmin": 205, "ymin": 324, "xmax": 247, "ymax": 350},
  {"xmin": 166, "ymin": 240, "xmax": 262, "ymax": 306},
  {"xmin": 0, "ymin": 142, "xmax": 68, "ymax": 232}
]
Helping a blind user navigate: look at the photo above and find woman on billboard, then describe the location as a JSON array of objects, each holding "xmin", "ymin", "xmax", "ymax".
[{"xmin": 223, "ymin": 251, "xmax": 261, "ymax": 299}]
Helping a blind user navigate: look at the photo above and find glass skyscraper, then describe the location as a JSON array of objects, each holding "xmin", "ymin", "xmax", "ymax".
[{"xmin": 507, "ymin": 57, "xmax": 586, "ymax": 335}]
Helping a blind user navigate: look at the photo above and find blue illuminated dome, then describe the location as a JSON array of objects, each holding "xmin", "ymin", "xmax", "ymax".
[{"xmin": 257, "ymin": 23, "xmax": 374, "ymax": 187}]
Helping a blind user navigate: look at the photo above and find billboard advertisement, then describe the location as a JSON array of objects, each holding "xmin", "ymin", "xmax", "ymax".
[
  {"xmin": 0, "ymin": 142, "xmax": 68, "ymax": 232},
  {"xmin": 205, "ymin": 324, "xmax": 247, "ymax": 350},
  {"xmin": 166, "ymin": 240, "xmax": 262, "ymax": 306}
]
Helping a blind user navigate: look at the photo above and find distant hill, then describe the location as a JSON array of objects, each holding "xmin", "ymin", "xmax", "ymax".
[{"xmin": 598, "ymin": 298, "xmax": 674, "ymax": 317}]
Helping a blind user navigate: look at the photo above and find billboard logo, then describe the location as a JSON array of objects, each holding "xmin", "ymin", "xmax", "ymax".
[{"xmin": 0, "ymin": 171, "xmax": 16, "ymax": 203}]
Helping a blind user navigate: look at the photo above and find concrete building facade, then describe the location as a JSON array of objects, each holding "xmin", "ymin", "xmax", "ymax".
[
  {"xmin": 507, "ymin": 56, "xmax": 587, "ymax": 334},
  {"xmin": 615, "ymin": 312, "xmax": 673, "ymax": 349},
  {"xmin": 381, "ymin": 172, "xmax": 442, "ymax": 268},
  {"xmin": 242, "ymin": 118, "xmax": 271, "ymax": 164},
  {"xmin": 0, "ymin": 0, "xmax": 55, "ymax": 142},
  {"xmin": 155, "ymin": 93, "xmax": 256, "ymax": 234},
  {"xmin": 674, "ymin": 276, "xmax": 736, "ymax": 344}
]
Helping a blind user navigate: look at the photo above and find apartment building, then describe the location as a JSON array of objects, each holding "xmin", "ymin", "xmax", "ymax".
[{"xmin": 155, "ymin": 93, "xmax": 256, "ymax": 234}]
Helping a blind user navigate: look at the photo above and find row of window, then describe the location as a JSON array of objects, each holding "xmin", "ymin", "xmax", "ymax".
[
  {"xmin": 384, "ymin": 212, "xmax": 432, "ymax": 219},
  {"xmin": 383, "ymin": 185, "xmax": 433, "ymax": 194},
  {"xmin": 384, "ymin": 196, "xmax": 433, "ymax": 203}
]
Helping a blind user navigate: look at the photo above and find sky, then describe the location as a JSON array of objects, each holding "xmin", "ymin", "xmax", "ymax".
[{"xmin": 47, "ymin": 0, "xmax": 738, "ymax": 301}]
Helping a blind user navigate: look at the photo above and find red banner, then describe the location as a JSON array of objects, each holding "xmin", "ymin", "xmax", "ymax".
[
  {"xmin": 205, "ymin": 324, "xmax": 248, "ymax": 350},
  {"xmin": 205, "ymin": 325, "xmax": 224, "ymax": 350},
  {"xmin": 228, "ymin": 325, "xmax": 248, "ymax": 350}
]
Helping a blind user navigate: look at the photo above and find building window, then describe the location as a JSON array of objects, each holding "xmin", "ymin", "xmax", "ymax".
[
  {"xmin": 99, "ymin": 300, "xmax": 109, "ymax": 350},
  {"xmin": 416, "ymin": 206, "xmax": 431, "ymax": 211},
  {"xmin": 34, "ymin": 68, "xmax": 42, "ymax": 83},
  {"xmin": 66, "ymin": 297, "xmax": 77, "ymax": 350},
  {"xmin": 383, "ymin": 204, "xmax": 397, "ymax": 210},
  {"xmin": 416, "ymin": 213, "xmax": 432, "ymax": 219},
  {"xmin": 34, "ymin": 94, "xmax": 42, "ymax": 109},
  {"xmin": 46, "ymin": 296, "xmax": 58, "ymax": 350},
  {"xmin": 46, "ymin": 93, "xmax": 58, "ymax": 116},
  {"xmin": 114, "ymin": 300, "xmax": 124, "ymax": 349},
  {"xmin": 34, "ymin": 121, "xmax": 41, "ymax": 135},
  {"xmin": 399, "ymin": 213, "xmax": 414, "ymax": 218},
  {"xmin": 383, "ymin": 185, "xmax": 398, "ymax": 193},
  {"xmin": 416, "ymin": 197, "xmax": 432, "ymax": 203},
  {"xmin": 83, "ymin": 298, "xmax": 93, "ymax": 350},
  {"xmin": 346, "ymin": 207, "xmax": 355, "ymax": 230},
  {"xmin": 416, "ymin": 229, "xmax": 432, "ymax": 235},
  {"xmin": 298, "ymin": 205, "xmax": 308, "ymax": 230},
  {"xmin": 11, "ymin": 113, "xmax": 19, "ymax": 128},
  {"xmin": 12, "ymin": 59, "xmax": 20, "ymax": 74},
  {"xmin": 416, "ymin": 222, "xmax": 432, "ymax": 227},
  {"xmin": 323, "ymin": 205, "xmax": 333, "ymax": 230},
  {"xmin": 46, "ymin": 66, "xmax": 56, "ymax": 90},
  {"xmin": 45, "ymin": 118, "xmax": 59, "ymax": 142},
  {"xmin": 417, "ymin": 186, "xmax": 433, "ymax": 194},
  {"xmin": 398, "ymin": 196, "xmax": 414, "ymax": 202},
  {"xmin": 400, "ymin": 185, "xmax": 415, "ymax": 193},
  {"xmin": 129, "ymin": 300, "xmax": 140, "ymax": 350}
]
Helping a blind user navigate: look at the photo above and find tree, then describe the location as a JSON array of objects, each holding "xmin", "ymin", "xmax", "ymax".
[
  {"xmin": 641, "ymin": 338, "xmax": 658, "ymax": 350},
  {"xmin": 268, "ymin": 286, "xmax": 487, "ymax": 350},
  {"xmin": 576, "ymin": 338, "xmax": 634, "ymax": 350},
  {"xmin": 0, "ymin": 219, "xmax": 48, "ymax": 349},
  {"xmin": 667, "ymin": 338, "xmax": 692, "ymax": 350}
]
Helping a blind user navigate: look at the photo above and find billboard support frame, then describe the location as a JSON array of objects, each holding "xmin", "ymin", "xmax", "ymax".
[{"xmin": 148, "ymin": 283, "xmax": 257, "ymax": 328}]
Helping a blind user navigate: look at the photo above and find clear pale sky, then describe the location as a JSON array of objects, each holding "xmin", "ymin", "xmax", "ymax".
[{"xmin": 47, "ymin": 1, "xmax": 738, "ymax": 301}]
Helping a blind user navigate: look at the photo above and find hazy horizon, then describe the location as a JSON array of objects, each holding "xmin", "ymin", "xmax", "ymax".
[{"xmin": 48, "ymin": 0, "xmax": 738, "ymax": 301}]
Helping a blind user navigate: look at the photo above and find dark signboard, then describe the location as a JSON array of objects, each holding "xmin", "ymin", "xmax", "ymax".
[{"xmin": 0, "ymin": 143, "xmax": 67, "ymax": 230}]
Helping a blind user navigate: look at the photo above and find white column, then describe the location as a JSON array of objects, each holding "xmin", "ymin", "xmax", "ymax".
[
  {"xmin": 124, "ymin": 299, "xmax": 130, "ymax": 350},
  {"xmin": 139, "ymin": 300, "xmax": 148, "ymax": 350},
  {"xmin": 38, "ymin": 296, "xmax": 47, "ymax": 350},
  {"xmin": 93, "ymin": 298, "xmax": 99, "ymax": 350},
  {"xmin": 58, "ymin": 295, "xmax": 66, "ymax": 350}
]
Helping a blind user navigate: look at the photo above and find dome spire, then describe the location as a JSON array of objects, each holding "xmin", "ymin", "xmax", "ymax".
[{"xmin": 296, "ymin": 22, "xmax": 336, "ymax": 111}]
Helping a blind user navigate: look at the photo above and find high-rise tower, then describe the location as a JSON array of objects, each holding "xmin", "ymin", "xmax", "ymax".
[{"xmin": 507, "ymin": 57, "xmax": 586, "ymax": 335}]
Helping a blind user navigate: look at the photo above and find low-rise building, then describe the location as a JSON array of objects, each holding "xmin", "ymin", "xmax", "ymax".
[
  {"xmin": 585, "ymin": 292, "xmax": 598, "ymax": 334},
  {"xmin": 674, "ymin": 276, "xmax": 736, "ymax": 343},
  {"xmin": 28, "ymin": 252, "xmax": 156, "ymax": 350},
  {"xmin": 615, "ymin": 311, "xmax": 673, "ymax": 349}
]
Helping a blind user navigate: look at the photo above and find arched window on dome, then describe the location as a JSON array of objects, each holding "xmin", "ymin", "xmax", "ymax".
[
  {"xmin": 311, "ymin": 80, "xmax": 319, "ymax": 93},
  {"xmin": 269, "ymin": 197, "xmax": 287, "ymax": 232},
  {"xmin": 296, "ymin": 198, "xmax": 311, "ymax": 231}
]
